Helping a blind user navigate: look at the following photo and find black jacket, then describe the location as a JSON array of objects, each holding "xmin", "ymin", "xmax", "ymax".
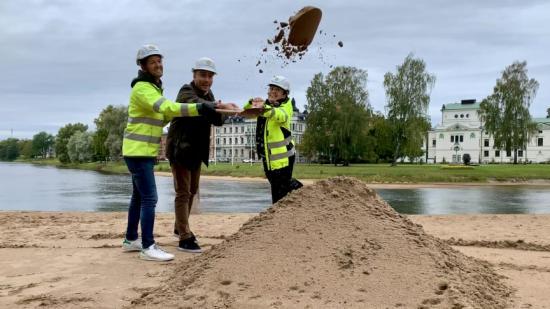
[{"xmin": 166, "ymin": 82, "xmax": 224, "ymax": 169}]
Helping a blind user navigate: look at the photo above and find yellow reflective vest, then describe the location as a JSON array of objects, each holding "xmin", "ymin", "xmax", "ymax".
[
  {"xmin": 244, "ymin": 97, "xmax": 295, "ymax": 170},
  {"xmin": 122, "ymin": 81, "xmax": 200, "ymax": 157}
]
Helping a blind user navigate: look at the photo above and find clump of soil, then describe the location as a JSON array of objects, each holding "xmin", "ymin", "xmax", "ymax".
[{"xmin": 133, "ymin": 177, "xmax": 512, "ymax": 308}]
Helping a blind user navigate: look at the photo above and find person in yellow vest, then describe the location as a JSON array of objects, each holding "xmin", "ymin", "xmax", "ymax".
[
  {"xmin": 244, "ymin": 75, "xmax": 303, "ymax": 203},
  {"xmin": 121, "ymin": 44, "xmax": 236, "ymax": 261}
]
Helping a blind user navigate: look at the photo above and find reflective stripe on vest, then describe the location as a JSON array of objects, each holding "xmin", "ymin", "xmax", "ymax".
[
  {"xmin": 124, "ymin": 132, "xmax": 161, "ymax": 144},
  {"xmin": 267, "ymin": 136, "xmax": 292, "ymax": 149},
  {"xmin": 180, "ymin": 104, "xmax": 193, "ymax": 116},
  {"xmin": 269, "ymin": 147, "xmax": 295, "ymax": 161},
  {"xmin": 152, "ymin": 97, "xmax": 166, "ymax": 113},
  {"xmin": 127, "ymin": 117, "xmax": 164, "ymax": 127}
]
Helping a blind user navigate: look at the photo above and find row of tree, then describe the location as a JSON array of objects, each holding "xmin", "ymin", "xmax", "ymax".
[
  {"xmin": 0, "ymin": 132, "xmax": 55, "ymax": 161},
  {"xmin": 0, "ymin": 105, "xmax": 127, "ymax": 163},
  {"xmin": 300, "ymin": 55, "xmax": 540, "ymax": 165},
  {"xmin": 301, "ymin": 54, "xmax": 435, "ymax": 165}
]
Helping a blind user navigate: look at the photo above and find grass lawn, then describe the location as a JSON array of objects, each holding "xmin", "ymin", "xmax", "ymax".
[{"xmin": 18, "ymin": 159, "xmax": 550, "ymax": 183}]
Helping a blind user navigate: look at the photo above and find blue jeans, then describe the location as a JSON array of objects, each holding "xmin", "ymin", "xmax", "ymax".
[{"xmin": 124, "ymin": 157, "xmax": 157, "ymax": 249}]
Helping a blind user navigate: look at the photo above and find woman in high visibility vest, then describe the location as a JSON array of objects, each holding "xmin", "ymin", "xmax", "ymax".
[
  {"xmin": 244, "ymin": 75, "xmax": 303, "ymax": 203},
  {"xmin": 121, "ymin": 44, "xmax": 236, "ymax": 261}
]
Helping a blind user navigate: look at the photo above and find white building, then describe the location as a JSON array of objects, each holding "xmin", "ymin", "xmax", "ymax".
[
  {"xmin": 212, "ymin": 111, "xmax": 307, "ymax": 163},
  {"xmin": 424, "ymin": 99, "xmax": 550, "ymax": 164}
]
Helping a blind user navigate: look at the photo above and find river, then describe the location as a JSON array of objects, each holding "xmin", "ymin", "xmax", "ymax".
[{"xmin": 1, "ymin": 162, "xmax": 550, "ymax": 214}]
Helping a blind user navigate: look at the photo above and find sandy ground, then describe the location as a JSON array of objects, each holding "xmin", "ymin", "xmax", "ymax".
[{"xmin": 1, "ymin": 212, "xmax": 549, "ymax": 308}]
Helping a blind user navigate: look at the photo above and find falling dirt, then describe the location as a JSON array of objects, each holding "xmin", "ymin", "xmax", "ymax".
[
  {"xmin": 249, "ymin": 6, "xmax": 344, "ymax": 72},
  {"xmin": 132, "ymin": 177, "xmax": 513, "ymax": 308}
]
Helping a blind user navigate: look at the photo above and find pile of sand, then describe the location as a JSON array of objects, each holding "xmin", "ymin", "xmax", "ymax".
[{"xmin": 133, "ymin": 177, "xmax": 512, "ymax": 308}]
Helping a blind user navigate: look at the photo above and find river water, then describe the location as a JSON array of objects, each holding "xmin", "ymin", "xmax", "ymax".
[{"xmin": 1, "ymin": 162, "xmax": 550, "ymax": 215}]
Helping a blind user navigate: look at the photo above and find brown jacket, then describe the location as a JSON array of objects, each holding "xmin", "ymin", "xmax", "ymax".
[{"xmin": 166, "ymin": 82, "xmax": 224, "ymax": 169}]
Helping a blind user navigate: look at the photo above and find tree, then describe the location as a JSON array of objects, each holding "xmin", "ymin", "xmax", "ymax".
[
  {"xmin": 67, "ymin": 131, "xmax": 94, "ymax": 163},
  {"xmin": 401, "ymin": 116, "xmax": 431, "ymax": 162},
  {"xmin": 479, "ymin": 61, "xmax": 538, "ymax": 164},
  {"xmin": 546, "ymin": 107, "xmax": 550, "ymax": 118},
  {"xmin": 462, "ymin": 153, "xmax": 471, "ymax": 165},
  {"xmin": 92, "ymin": 128, "xmax": 109, "ymax": 162},
  {"xmin": 384, "ymin": 53, "xmax": 435, "ymax": 165},
  {"xmin": 55, "ymin": 123, "xmax": 88, "ymax": 163},
  {"xmin": 368, "ymin": 113, "xmax": 395, "ymax": 163},
  {"xmin": 18, "ymin": 139, "xmax": 33, "ymax": 159},
  {"xmin": 301, "ymin": 66, "xmax": 372, "ymax": 165},
  {"xmin": 32, "ymin": 131, "xmax": 55, "ymax": 158},
  {"xmin": 0, "ymin": 138, "xmax": 20, "ymax": 161},
  {"xmin": 94, "ymin": 105, "xmax": 128, "ymax": 161}
]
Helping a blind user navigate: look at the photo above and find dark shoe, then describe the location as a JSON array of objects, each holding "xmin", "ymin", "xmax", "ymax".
[
  {"xmin": 290, "ymin": 178, "xmax": 303, "ymax": 191},
  {"xmin": 178, "ymin": 236, "xmax": 202, "ymax": 253}
]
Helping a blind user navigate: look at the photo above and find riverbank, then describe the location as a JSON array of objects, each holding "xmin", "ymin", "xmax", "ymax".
[
  {"xmin": 16, "ymin": 159, "xmax": 550, "ymax": 184},
  {"xmin": 1, "ymin": 211, "xmax": 549, "ymax": 308},
  {"xmin": 162, "ymin": 172, "xmax": 550, "ymax": 189}
]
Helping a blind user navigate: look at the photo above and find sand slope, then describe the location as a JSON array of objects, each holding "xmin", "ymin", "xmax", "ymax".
[{"xmin": 134, "ymin": 177, "xmax": 512, "ymax": 308}]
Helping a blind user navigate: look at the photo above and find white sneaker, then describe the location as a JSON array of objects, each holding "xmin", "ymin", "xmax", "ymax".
[
  {"xmin": 122, "ymin": 238, "xmax": 142, "ymax": 252},
  {"xmin": 139, "ymin": 244, "xmax": 174, "ymax": 262}
]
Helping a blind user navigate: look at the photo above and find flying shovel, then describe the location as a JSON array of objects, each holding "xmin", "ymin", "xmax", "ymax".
[{"xmin": 287, "ymin": 6, "xmax": 323, "ymax": 47}]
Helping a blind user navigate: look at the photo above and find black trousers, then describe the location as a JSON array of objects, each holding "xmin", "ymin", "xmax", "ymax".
[{"xmin": 263, "ymin": 155, "xmax": 296, "ymax": 204}]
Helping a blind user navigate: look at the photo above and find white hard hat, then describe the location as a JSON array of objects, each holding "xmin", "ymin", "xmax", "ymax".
[
  {"xmin": 269, "ymin": 75, "xmax": 290, "ymax": 92},
  {"xmin": 192, "ymin": 57, "xmax": 217, "ymax": 74},
  {"xmin": 136, "ymin": 44, "xmax": 163, "ymax": 65}
]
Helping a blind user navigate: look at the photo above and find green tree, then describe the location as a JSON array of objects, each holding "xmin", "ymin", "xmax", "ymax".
[
  {"xmin": 67, "ymin": 131, "xmax": 94, "ymax": 163},
  {"xmin": 368, "ymin": 113, "xmax": 395, "ymax": 163},
  {"xmin": 94, "ymin": 105, "xmax": 128, "ymax": 161},
  {"xmin": 32, "ymin": 131, "xmax": 55, "ymax": 158},
  {"xmin": 384, "ymin": 53, "xmax": 435, "ymax": 165},
  {"xmin": 18, "ymin": 139, "xmax": 33, "ymax": 159},
  {"xmin": 0, "ymin": 138, "xmax": 20, "ymax": 161},
  {"xmin": 92, "ymin": 129, "xmax": 109, "ymax": 162},
  {"xmin": 479, "ymin": 61, "xmax": 539, "ymax": 164},
  {"xmin": 302, "ymin": 66, "xmax": 372, "ymax": 165},
  {"xmin": 401, "ymin": 116, "xmax": 431, "ymax": 162},
  {"xmin": 55, "ymin": 123, "xmax": 88, "ymax": 163}
]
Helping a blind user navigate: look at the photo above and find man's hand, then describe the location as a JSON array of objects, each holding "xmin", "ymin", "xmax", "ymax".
[
  {"xmin": 251, "ymin": 97, "xmax": 264, "ymax": 108},
  {"xmin": 216, "ymin": 101, "xmax": 240, "ymax": 110}
]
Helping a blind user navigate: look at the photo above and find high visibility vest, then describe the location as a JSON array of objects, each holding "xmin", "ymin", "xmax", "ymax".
[
  {"xmin": 122, "ymin": 81, "xmax": 200, "ymax": 157},
  {"xmin": 244, "ymin": 97, "xmax": 295, "ymax": 170}
]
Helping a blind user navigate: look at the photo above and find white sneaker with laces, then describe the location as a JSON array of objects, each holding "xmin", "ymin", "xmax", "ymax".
[
  {"xmin": 122, "ymin": 238, "xmax": 142, "ymax": 252},
  {"xmin": 140, "ymin": 244, "xmax": 174, "ymax": 262}
]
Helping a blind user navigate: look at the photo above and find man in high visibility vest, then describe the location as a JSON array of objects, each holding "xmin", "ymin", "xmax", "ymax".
[
  {"xmin": 121, "ymin": 44, "xmax": 236, "ymax": 261},
  {"xmin": 244, "ymin": 75, "xmax": 303, "ymax": 203}
]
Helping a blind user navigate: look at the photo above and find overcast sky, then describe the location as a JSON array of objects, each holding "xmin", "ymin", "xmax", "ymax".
[{"xmin": 1, "ymin": 0, "xmax": 549, "ymax": 139}]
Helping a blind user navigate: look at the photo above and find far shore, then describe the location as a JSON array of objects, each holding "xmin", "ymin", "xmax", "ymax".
[
  {"xmin": 156, "ymin": 171, "xmax": 550, "ymax": 189},
  {"xmin": 9, "ymin": 160, "xmax": 550, "ymax": 187}
]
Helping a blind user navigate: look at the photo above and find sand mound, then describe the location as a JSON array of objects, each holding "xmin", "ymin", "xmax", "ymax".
[{"xmin": 133, "ymin": 177, "xmax": 512, "ymax": 308}]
